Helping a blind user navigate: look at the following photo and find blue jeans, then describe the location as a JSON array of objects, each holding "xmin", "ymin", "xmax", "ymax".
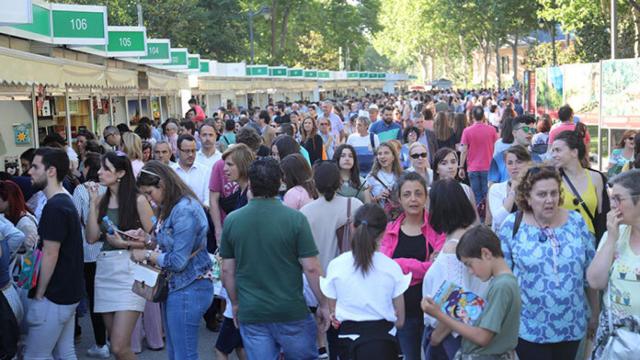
[
  {"xmin": 239, "ymin": 314, "xmax": 317, "ymax": 360},
  {"xmin": 468, "ymin": 171, "xmax": 489, "ymax": 204},
  {"xmin": 397, "ymin": 316, "xmax": 424, "ymax": 360},
  {"xmin": 163, "ymin": 279, "xmax": 214, "ymax": 360},
  {"xmin": 422, "ymin": 325, "xmax": 461, "ymax": 360}
]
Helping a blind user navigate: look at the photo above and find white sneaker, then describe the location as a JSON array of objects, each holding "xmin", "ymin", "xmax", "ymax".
[{"xmin": 86, "ymin": 344, "xmax": 110, "ymax": 358}]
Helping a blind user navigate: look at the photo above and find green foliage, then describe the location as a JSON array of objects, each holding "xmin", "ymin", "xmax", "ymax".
[{"xmin": 524, "ymin": 42, "xmax": 580, "ymax": 69}]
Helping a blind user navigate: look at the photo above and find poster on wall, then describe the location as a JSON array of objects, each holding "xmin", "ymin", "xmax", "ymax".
[
  {"xmin": 602, "ymin": 58, "xmax": 640, "ymax": 129},
  {"xmin": 13, "ymin": 123, "xmax": 32, "ymax": 145},
  {"xmin": 535, "ymin": 67, "xmax": 563, "ymax": 117},
  {"xmin": 563, "ymin": 63, "xmax": 600, "ymax": 126}
]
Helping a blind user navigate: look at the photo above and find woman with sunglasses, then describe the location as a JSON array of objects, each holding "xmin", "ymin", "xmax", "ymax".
[
  {"xmin": 86, "ymin": 151, "xmax": 155, "ymax": 360},
  {"xmin": 497, "ymin": 165, "xmax": 598, "ymax": 360},
  {"xmin": 607, "ymin": 130, "xmax": 636, "ymax": 177},
  {"xmin": 131, "ymin": 161, "xmax": 213, "ymax": 359},
  {"xmin": 587, "ymin": 169, "xmax": 640, "ymax": 359},
  {"xmin": 400, "ymin": 127, "xmax": 420, "ymax": 169},
  {"xmin": 551, "ymin": 130, "xmax": 609, "ymax": 240},
  {"xmin": 406, "ymin": 143, "xmax": 433, "ymax": 185},
  {"xmin": 333, "ymin": 144, "xmax": 370, "ymax": 203}
]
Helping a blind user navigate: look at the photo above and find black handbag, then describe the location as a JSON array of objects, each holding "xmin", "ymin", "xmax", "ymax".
[{"xmin": 0, "ymin": 289, "xmax": 19, "ymax": 360}]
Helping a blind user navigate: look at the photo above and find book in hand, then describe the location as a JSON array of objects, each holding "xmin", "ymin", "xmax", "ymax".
[{"xmin": 432, "ymin": 280, "xmax": 486, "ymax": 325}]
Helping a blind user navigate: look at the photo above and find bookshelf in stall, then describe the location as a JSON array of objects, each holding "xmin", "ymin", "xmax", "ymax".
[{"xmin": 37, "ymin": 96, "xmax": 91, "ymax": 146}]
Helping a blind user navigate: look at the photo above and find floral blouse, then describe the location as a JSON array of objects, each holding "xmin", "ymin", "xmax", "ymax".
[{"xmin": 498, "ymin": 211, "xmax": 595, "ymax": 343}]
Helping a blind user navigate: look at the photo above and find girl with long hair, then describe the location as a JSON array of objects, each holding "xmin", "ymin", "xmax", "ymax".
[
  {"xmin": 333, "ymin": 144, "xmax": 370, "ymax": 203},
  {"xmin": 367, "ymin": 143, "xmax": 403, "ymax": 206},
  {"xmin": 320, "ymin": 203, "xmax": 410, "ymax": 360},
  {"xmin": 86, "ymin": 151, "xmax": 155, "ymax": 360},
  {"xmin": 301, "ymin": 116, "xmax": 324, "ymax": 164},
  {"xmin": 281, "ymin": 153, "xmax": 318, "ymax": 210}
]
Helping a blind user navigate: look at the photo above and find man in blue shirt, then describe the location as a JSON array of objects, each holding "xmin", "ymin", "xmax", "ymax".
[{"xmin": 369, "ymin": 105, "xmax": 402, "ymax": 143}]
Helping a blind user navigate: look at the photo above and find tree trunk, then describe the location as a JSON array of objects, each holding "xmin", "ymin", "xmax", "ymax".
[
  {"xmin": 278, "ymin": 3, "xmax": 292, "ymax": 63},
  {"xmin": 633, "ymin": 7, "xmax": 640, "ymax": 57},
  {"xmin": 483, "ymin": 42, "xmax": 491, "ymax": 89},
  {"xmin": 550, "ymin": 21, "xmax": 557, "ymax": 66},
  {"xmin": 270, "ymin": 0, "xmax": 278, "ymax": 62},
  {"xmin": 419, "ymin": 56, "xmax": 429, "ymax": 82},
  {"xmin": 495, "ymin": 39, "xmax": 501, "ymax": 89},
  {"xmin": 512, "ymin": 32, "xmax": 519, "ymax": 85}
]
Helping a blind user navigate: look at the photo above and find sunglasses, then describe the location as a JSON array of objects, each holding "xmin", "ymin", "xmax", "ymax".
[
  {"xmin": 410, "ymin": 152, "xmax": 428, "ymax": 159},
  {"xmin": 515, "ymin": 125, "xmax": 536, "ymax": 134}
]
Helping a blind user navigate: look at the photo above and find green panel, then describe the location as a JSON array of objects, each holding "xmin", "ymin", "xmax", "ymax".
[
  {"xmin": 167, "ymin": 50, "xmax": 188, "ymax": 65},
  {"xmin": 288, "ymin": 69, "xmax": 303, "ymax": 77},
  {"xmin": 304, "ymin": 70, "xmax": 318, "ymax": 78},
  {"xmin": 107, "ymin": 30, "xmax": 145, "ymax": 53},
  {"xmin": 246, "ymin": 68, "xmax": 251, "ymax": 76},
  {"xmin": 13, "ymin": 3, "xmax": 51, "ymax": 36},
  {"xmin": 52, "ymin": 10, "xmax": 105, "ymax": 39},
  {"xmin": 347, "ymin": 72, "xmax": 359, "ymax": 79},
  {"xmin": 200, "ymin": 61, "xmax": 210, "ymax": 73},
  {"xmin": 378, "ymin": 73, "xmax": 386, "ymax": 79},
  {"xmin": 249, "ymin": 66, "xmax": 268, "ymax": 76},
  {"xmin": 269, "ymin": 68, "xmax": 287, "ymax": 76},
  {"xmin": 358, "ymin": 72, "xmax": 368, "ymax": 79},
  {"xmin": 368, "ymin": 72, "xmax": 377, "ymax": 79},
  {"xmin": 188, "ymin": 56, "xmax": 200, "ymax": 69},
  {"xmin": 318, "ymin": 71, "xmax": 330, "ymax": 79},
  {"xmin": 140, "ymin": 42, "xmax": 170, "ymax": 61}
]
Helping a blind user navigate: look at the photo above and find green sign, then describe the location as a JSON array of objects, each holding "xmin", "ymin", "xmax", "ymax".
[
  {"xmin": 158, "ymin": 48, "xmax": 188, "ymax": 69},
  {"xmin": 318, "ymin": 71, "xmax": 330, "ymax": 79},
  {"xmin": 269, "ymin": 67, "xmax": 287, "ymax": 77},
  {"xmin": 368, "ymin": 72, "xmax": 377, "ymax": 79},
  {"xmin": 106, "ymin": 26, "xmax": 146, "ymax": 57},
  {"xmin": 347, "ymin": 72, "xmax": 359, "ymax": 79},
  {"xmin": 359, "ymin": 72, "xmax": 369, "ymax": 79},
  {"xmin": 288, "ymin": 69, "xmax": 303, "ymax": 77},
  {"xmin": 1, "ymin": 2, "xmax": 52, "ymax": 43},
  {"xmin": 134, "ymin": 39, "xmax": 171, "ymax": 63},
  {"xmin": 187, "ymin": 55, "xmax": 200, "ymax": 71},
  {"xmin": 200, "ymin": 60, "xmax": 210, "ymax": 73},
  {"xmin": 304, "ymin": 70, "xmax": 318, "ymax": 78},
  {"xmin": 50, "ymin": 4, "xmax": 107, "ymax": 45},
  {"xmin": 378, "ymin": 73, "xmax": 387, "ymax": 79},
  {"xmin": 247, "ymin": 65, "xmax": 268, "ymax": 76}
]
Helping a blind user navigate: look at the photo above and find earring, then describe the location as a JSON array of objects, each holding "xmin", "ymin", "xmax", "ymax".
[{"xmin": 117, "ymin": 178, "xmax": 121, "ymax": 183}]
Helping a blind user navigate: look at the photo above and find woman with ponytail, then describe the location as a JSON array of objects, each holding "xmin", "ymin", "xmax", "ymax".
[{"xmin": 320, "ymin": 203, "xmax": 411, "ymax": 359}]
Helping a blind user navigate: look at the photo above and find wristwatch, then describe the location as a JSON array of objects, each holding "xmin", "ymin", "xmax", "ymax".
[{"xmin": 144, "ymin": 250, "xmax": 152, "ymax": 262}]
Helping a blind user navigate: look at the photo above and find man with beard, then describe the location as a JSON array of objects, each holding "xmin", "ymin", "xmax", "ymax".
[
  {"xmin": 24, "ymin": 147, "xmax": 84, "ymax": 359},
  {"xmin": 369, "ymin": 105, "xmax": 402, "ymax": 143}
]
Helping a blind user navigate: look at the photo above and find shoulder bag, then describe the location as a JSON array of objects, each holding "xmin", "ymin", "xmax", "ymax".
[
  {"xmin": 335, "ymin": 197, "xmax": 352, "ymax": 253},
  {"xmin": 598, "ymin": 271, "xmax": 640, "ymax": 358},
  {"xmin": 131, "ymin": 246, "xmax": 203, "ymax": 303}
]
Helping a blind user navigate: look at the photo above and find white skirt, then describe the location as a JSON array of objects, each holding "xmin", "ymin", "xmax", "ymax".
[{"xmin": 94, "ymin": 250, "xmax": 145, "ymax": 313}]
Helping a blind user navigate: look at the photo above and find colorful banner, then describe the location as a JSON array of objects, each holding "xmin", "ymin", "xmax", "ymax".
[
  {"xmin": 562, "ymin": 63, "xmax": 600, "ymax": 126},
  {"xmin": 601, "ymin": 58, "xmax": 640, "ymax": 128},
  {"xmin": 535, "ymin": 67, "xmax": 563, "ymax": 117}
]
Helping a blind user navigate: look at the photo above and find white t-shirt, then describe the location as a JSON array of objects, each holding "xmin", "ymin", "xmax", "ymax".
[
  {"xmin": 346, "ymin": 133, "xmax": 380, "ymax": 151},
  {"xmin": 320, "ymin": 252, "xmax": 411, "ymax": 323},
  {"xmin": 422, "ymin": 239, "xmax": 488, "ymax": 330},
  {"xmin": 488, "ymin": 181, "xmax": 511, "ymax": 231},
  {"xmin": 171, "ymin": 162, "xmax": 210, "ymax": 205},
  {"xmin": 366, "ymin": 170, "xmax": 397, "ymax": 198},
  {"xmin": 196, "ymin": 149, "xmax": 222, "ymax": 172}
]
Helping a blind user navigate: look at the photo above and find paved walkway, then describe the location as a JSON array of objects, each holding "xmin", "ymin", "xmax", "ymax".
[{"xmin": 74, "ymin": 313, "xmax": 237, "ymax": 359}]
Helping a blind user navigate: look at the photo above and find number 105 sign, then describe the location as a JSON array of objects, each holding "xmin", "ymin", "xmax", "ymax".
[{"xmin": 50, "ymin": 3, "xmax": 107, "ymax": 45}]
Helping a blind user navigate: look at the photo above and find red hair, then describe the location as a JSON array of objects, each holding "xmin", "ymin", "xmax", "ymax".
[{"xmin": 0, "ymin": 180, "xmax": 28, "ymax": 225}]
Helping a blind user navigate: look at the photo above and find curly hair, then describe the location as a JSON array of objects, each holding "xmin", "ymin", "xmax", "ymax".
[{"xmin": 515, "ymin": 165, "xmax": 564, "ymax": 212}]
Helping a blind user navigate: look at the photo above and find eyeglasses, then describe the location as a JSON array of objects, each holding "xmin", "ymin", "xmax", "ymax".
[
  {"xmin": 410, "ymin": 152, "xmax": 428, "ymax": 159},
  {"xmin": 610, "ymin": 194, "xmax": 640, "ymax": 204},
  {"xmin": 627, "ymin": 137, "xmax": 635, "ymax": 141},
  {"xmin": 538, "ymin": 226, "xmax": 560, "ymax": 274},
  {"xmin": 514, "ymin": 125, "xmax": 536, "ymax": 134}
]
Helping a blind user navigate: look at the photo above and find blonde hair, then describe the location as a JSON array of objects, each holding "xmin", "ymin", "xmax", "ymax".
[
  {"xmin": 371, "ymin": 142, "xmax": 403, "ymax": 177},
  {"xmin": 222, "ymin": 143, "xmax": 255, "ymax": 180},
  {"xmin": 122, "ymin": 132, "xmax": 143, "ymax": 161},
  {"xmin": 408, "ymin": 142, "xmax": 427, "ymax": 154}
]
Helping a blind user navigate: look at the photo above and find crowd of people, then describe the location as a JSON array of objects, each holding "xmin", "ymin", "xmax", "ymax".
[{"xmin": 0, "ymin": 89, "xmax": 639, "ymax": 360}]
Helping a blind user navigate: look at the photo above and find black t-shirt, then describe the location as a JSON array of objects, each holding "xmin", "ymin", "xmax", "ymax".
[
  {"xmin": 37, "ymin": 193, "xmax": 84, "ymax": 305},
  {"xmin": 393, "ymin": 229, "xmax": 428, "ymax": 318}
]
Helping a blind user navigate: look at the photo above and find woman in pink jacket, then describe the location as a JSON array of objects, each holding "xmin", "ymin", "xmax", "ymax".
[{"xmin": 380, "ymin": 171, "xmax": 446, "ymax": 360}]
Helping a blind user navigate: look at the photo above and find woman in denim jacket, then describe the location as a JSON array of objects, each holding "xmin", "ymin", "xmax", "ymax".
[{"xmin": 129, "ymin": 160, "xmax": 213, "ymax": 360}]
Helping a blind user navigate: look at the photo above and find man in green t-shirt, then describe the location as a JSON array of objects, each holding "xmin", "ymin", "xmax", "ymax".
[
  {"xmin": 220, "ymin": 157, "xmax": 329, "ymax": 360},
  {"xmin": 422, "ymin": 225, "xmax": 521, "ymax": 359}
]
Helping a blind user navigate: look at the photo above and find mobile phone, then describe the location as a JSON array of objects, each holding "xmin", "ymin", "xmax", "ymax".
[{"xmin": 114, "ymin": 229, "xmax": 136, "ymax": 240}]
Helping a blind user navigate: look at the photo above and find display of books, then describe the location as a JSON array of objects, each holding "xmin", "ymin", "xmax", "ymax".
[{"xmin": 433, "ymin": 280, "xmax": 486, "ymax": 325}]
